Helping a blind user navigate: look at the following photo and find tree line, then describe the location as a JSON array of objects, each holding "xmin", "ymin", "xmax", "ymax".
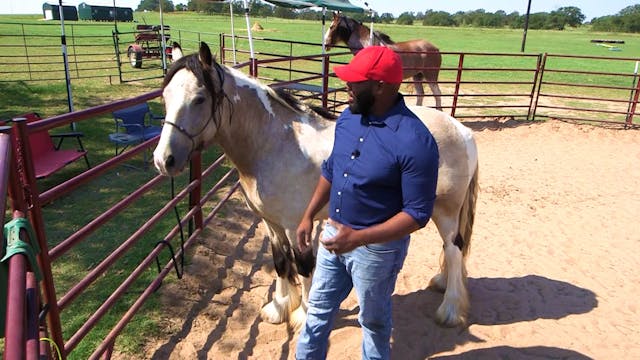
[{"xmin": 135, "ymin": 0, "xmax": 640, "ymax": 33}]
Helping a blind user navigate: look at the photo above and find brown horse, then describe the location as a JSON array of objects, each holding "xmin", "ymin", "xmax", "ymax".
[{"xmin": 324, "ymin": 12, "xmax": 443, "ymax": 110}]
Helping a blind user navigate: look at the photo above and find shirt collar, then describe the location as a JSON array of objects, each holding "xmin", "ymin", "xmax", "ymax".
[{"xmin": 361, "ymin": 94, "xmax": 407, "ymax": 132}]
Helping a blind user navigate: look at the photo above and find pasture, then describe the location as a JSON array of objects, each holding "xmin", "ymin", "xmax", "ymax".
[{"xmin": 1, "ymin": 11, "xmax": 639, "ymax": 359}]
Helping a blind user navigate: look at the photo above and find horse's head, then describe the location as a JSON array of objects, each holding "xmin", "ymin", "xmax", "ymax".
[
  {"xmin": 154, "ymin": 42, "xmax": 226, "ymax": 177},
  {"xmin": 324, "ymin": 12, "xmax": 354, "ymax": 51}
]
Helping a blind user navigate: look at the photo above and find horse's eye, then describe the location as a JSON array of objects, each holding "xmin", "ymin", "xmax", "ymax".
[{"xmin": 193, "ymin": 96, "xmax": 205, "ymax": 105}]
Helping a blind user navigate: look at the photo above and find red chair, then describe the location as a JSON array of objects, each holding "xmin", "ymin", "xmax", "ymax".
[{"xmin": 7, "ymin": 113, "xmax": 91, "ymax": 179}]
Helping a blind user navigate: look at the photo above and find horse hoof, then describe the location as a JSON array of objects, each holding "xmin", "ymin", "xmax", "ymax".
[
  {"xmin": 435, "ymin": 302, "xmax": 466, "ymax": 328},
  {"xmin": 428, "ymin": 273, "xmax": 447, "ymax": 293},
  {"xmin": 289, "ymin": 305, "xmax": 307, "ymax": 331},
  {"xmin": 260, "ymin": 299, "xmax": 287, "ymax": 324}
]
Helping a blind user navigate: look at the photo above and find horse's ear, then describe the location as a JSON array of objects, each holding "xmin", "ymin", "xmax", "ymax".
[
  {"xmin": 198, "ymin": 41, "xmax": 213, "ymax": 67},
  {"xmin": 171, "ymin": 41, "xmax": 183, "ymax": 61},
  {"xmin": 332, "ymin": 11, "xmax": 339, "ymax": 19}
]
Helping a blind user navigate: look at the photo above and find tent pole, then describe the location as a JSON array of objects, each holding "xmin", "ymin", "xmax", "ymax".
[
  {"xmin": 58, "ymin": 0, "xmax": 75, "ymax": 130},
  {"xmin": 229, "ymin": 3, "xmax": 237, "ymax": 65},
  {"xmin": 160, "ymin": 0, "xmax": 167, "ymax": 74},
  {"xmin": 242, "ymin": 0, "xmax": 255, "ymax": 75},
  {"xmin": 365, "ymin": 2, "xmax": 373, "ymax": 44}
]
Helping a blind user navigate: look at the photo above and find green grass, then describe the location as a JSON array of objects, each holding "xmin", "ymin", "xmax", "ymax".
[{"xmin": 2, "ymin": 11, "xmax": 640, "ymax": 359}]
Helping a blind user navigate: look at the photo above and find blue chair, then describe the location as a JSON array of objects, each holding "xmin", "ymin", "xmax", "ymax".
[{"xmin": 109, "ymin": 102, "xmax": 163, "ymax": 156}]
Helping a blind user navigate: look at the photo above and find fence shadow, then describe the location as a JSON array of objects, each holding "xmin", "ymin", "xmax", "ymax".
[{"xmin": 461, "ymin": 117, "xmax": 544, "ymax": 132}]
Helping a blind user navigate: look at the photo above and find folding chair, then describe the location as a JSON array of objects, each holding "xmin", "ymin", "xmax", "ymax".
[
  {"xmin": 3, "ymin": 113, "xmax": 91, "ymax": 179},
  {"xmin": 109, "ymin": 102, "xmax": 163, "ymax": 156}
]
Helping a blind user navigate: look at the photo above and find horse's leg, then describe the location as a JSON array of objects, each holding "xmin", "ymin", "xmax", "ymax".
[
  {"xmin": 430, "ymin": 209, "xmax": 469, "ymax": 327},
  {"xmin": 429, "ymin": 168, "xmax": 477, "ymax": 327},
  {"xmin": 428, "ymin": 81, "xmax": 443, "ymax": 111},
  {"xmin": 413, "ymin": 74, "xmax": 425, "ymax": 106},
  {"xmin": 260, "ymin": 221, "xmax": 301, "ymax": 326},
  {"xmin": 290, "ymin": 221, "xmax": 322, "ymax": 330}
]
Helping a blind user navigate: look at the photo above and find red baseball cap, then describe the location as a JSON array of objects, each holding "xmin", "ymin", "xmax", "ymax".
[{"xmin": 334, "ymin": 46, "xmax": 403, "ymax": 84}]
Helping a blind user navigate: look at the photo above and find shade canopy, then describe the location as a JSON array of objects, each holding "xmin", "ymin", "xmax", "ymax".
[
  {"xmin": 264, "ymin": 0, "xmax": 317, "ymax": 9},
  {"xmin": 263, "ymin": 0, "xmax": 364, "ymax": 12}
]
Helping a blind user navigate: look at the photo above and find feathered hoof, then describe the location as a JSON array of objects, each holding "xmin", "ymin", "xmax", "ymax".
[
  {"xmin": 260, "ymin": 297, "xmax": 289, "ymax": 324},
  {"xmin": 288, "ymin": 305, "xmax": 307, "ymax": 331},
  {"xmin": 428, "ymin": 273, "xmax": 447, "ymax": 293},
  {"xmin": 435, "ymin": 302, "xmax": 467, "ymax": 328}
]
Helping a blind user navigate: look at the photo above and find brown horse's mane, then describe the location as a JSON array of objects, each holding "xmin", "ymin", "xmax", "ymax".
[{"xmin": 373, "ymin": 30, "xmax": 395, "ymax": 45}]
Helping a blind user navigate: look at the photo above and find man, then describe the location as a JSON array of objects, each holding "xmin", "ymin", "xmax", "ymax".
[{"xmin": 295, "ymin": 46, "xmax": 440, "ymax": 360}]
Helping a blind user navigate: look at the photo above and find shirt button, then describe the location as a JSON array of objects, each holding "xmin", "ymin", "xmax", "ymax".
[
  {"xmin": 350, "ymin": 155, "xmax": 355, "ymax": 160},
  {"xmin": 359, "ymin": 137, "xmax": 364, "ymax": 142},
  {"xmin": 337, "ymin": 191, "xmax": 341, "ymax": 196},
  {"xmin": 335, "ymin": 208, "xmax": 340, "ymax": 213},
  {"xmin": 343, "ymin": 173, "xmax": 348, "ymax": 177}
]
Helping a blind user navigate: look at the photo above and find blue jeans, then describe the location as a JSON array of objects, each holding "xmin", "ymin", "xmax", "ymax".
[{"xmin": 296, "ymin": 224, "xmax": 409, "ymax": 360}]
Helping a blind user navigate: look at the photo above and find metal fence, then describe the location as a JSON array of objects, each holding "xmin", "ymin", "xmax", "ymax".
[
  {"xmin": 220, "ymin": 34, "xmax": 639, "ymax": 127},
  {"xmin": 0, "ymin": 21, "xmax": 121, "ymax": 84},
  {"xmin": 1, "ymin": 94, "xmax": 240, "ymax": 359},
  {"xmin": 0, "ymin": 23, "xmax": 638, "ymax": 126}
]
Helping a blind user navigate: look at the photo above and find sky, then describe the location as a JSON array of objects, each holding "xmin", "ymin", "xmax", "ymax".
[{"xmin": 1, "ymin": 0, "xmax": 638, "ymax": 21}]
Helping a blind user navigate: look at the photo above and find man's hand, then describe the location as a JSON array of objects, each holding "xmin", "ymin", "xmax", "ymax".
[
  {"xmin": 296, "ymin": 217, "xmax": 314, "ymax": 252},
  {"xmin": 320, "ymin": 219, "xmax": 361, "ymax": 254}
]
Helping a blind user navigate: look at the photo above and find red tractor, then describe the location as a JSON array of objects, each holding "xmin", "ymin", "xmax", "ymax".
[{"xmin": 127, "ymin": 24, "xmax": 172, "ymax": 68}]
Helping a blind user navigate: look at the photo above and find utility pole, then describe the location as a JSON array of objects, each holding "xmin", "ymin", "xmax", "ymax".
[{"xmin": 521, "ymin": 0, "xmax": 532, "ymax": 52}]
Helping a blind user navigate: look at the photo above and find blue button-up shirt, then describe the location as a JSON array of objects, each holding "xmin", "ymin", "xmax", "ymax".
[{"xmin": 321, "ymin": 95, "xmax": 439, "ymax": 233}]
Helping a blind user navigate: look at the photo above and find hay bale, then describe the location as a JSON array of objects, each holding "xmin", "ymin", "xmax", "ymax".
[{"xmin": 252, "ymin": 22, "xmax": 264, "ymax": 31}]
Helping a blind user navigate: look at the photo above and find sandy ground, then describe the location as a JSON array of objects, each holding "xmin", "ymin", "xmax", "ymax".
[{"xmin": 132, "ymin": 119, "xmax": 640, "ymax": 359}]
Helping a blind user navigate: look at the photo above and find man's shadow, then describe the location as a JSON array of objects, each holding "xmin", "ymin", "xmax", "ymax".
[{"xmin": 337, "ymin": 275, "xmax": 597, "ymax": 359}]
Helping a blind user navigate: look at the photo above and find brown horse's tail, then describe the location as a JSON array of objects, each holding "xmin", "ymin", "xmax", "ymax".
[{"xmin": 457, "ymin": 164, "xmax": 478, "ymax": 258}]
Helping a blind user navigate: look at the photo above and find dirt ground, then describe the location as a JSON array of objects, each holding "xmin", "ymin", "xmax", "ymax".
[{"xmin": 129, "ymin": 119, "xmax": 639, "ymax": 359}]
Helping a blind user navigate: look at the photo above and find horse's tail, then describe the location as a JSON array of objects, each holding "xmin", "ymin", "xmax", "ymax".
[{"xmin": 458, "ymin": 164, "xmax": 478, "ymax": 258}]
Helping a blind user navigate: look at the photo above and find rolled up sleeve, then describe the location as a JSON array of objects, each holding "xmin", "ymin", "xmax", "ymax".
[{"xmin": 400, "ymin": 135, "xmax": 439, "ymax": 228}]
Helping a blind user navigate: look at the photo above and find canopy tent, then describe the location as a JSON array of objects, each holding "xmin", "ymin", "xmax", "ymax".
[
  {"xmin": 188, "ymin": 1, "xmax": 366, "ymax": 74},
  {"xmin": 265, "ymin": 0, "xmax": 364, "ymax": 12},
  {"xmin": 262, "ymin": 0, "xmax": 365, "ymax": 55}
]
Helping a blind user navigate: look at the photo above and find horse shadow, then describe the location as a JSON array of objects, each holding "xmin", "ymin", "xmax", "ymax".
[{"xmin": 337, "ymin": 275, "xmax": 597, "ymax": 359}]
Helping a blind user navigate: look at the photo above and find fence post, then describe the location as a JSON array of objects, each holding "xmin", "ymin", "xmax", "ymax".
[
  {"xmin": 219, "ymin": 33, "xmax": 225, "ymax": 65},
  {"xmin": 189, "ymin": 152, "xmax": 203, "ymax": 233},
  {"xmin": 451, "ymin": 53, "xmax": 464, "ymax": 117},
  {"xmin": 527, "ymin": 53, "xmax": 544, "ymax": 121},
  {"xmin": 322, "ymin": 54, "xmax": 330, "ymax": 109},
  {"xmin": 627, "ymin": 69, "xmax": 640, "ymax": 128},
  {"xmin": 113, "ymin": 30, "xmax": 123, "ymax": 84},
  {"xmin": 20, "ymin": 24, "xmax": 33, "ymax": 81},
  {"xmin": 532, "ymin": 53, "xmax": 548, "ymax": 121},
  {"xmin": 10, "ymin": 119, "xmax": 66, "ymax": 360}
]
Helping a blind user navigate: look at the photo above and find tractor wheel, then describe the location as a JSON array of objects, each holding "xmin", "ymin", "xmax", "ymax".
[{"xmin": 128, "ymin": 47, "xmax": 142, "ymax": 68}]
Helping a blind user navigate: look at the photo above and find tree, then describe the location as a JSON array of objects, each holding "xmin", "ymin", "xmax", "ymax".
[
  {"xmin": 396, "ymin": 11, "xmax": 415, "ymax": 25},
  {"xmin": 274, "ymin": 6, "xmax": 296, "ymax": 19},
  {"xmin": 423, "ymin": 10, "xmax": 455, "ymax": 26},
  {"xmin": 138, "ymin": 0, "xmax": 175, "ymax": 12},
  {"xmin": 379, "ymin": 13, "xmax": 394, "ymax": 24},
  {"xmin": 555, "ymin": 6, "xmax": 585, "ymax": 27}
]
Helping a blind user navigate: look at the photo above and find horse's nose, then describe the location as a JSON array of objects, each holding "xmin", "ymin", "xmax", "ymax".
[{"xmin": 165, "ymin": 154, "xmax": 175, "ymax": 169}]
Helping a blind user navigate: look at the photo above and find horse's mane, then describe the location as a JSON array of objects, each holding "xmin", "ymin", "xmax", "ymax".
[
  {"xmin": 374, "ymin": 31, "xmax": 395, "ymax": 45},
  {"xmin": 273, "ymin": 88, "xmax": 337, "ymax": 121},
  {"xmin": 340, "ymin": 15, "xmax": 395, "ymax": 45},
  {"xmin": 163, "ymin": 53, "xmax": 336, "ymax": 123}
]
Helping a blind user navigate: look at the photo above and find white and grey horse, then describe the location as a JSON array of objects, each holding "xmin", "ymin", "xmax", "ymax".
[{"xmin": 153, "ymin": 42, "xmax": 478, "ymax": 329}]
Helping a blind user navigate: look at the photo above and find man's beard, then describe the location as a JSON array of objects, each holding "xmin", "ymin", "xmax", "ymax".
[{"xmin": 349, "ymin": 89, "xmax": 375, "ymax": 116}]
